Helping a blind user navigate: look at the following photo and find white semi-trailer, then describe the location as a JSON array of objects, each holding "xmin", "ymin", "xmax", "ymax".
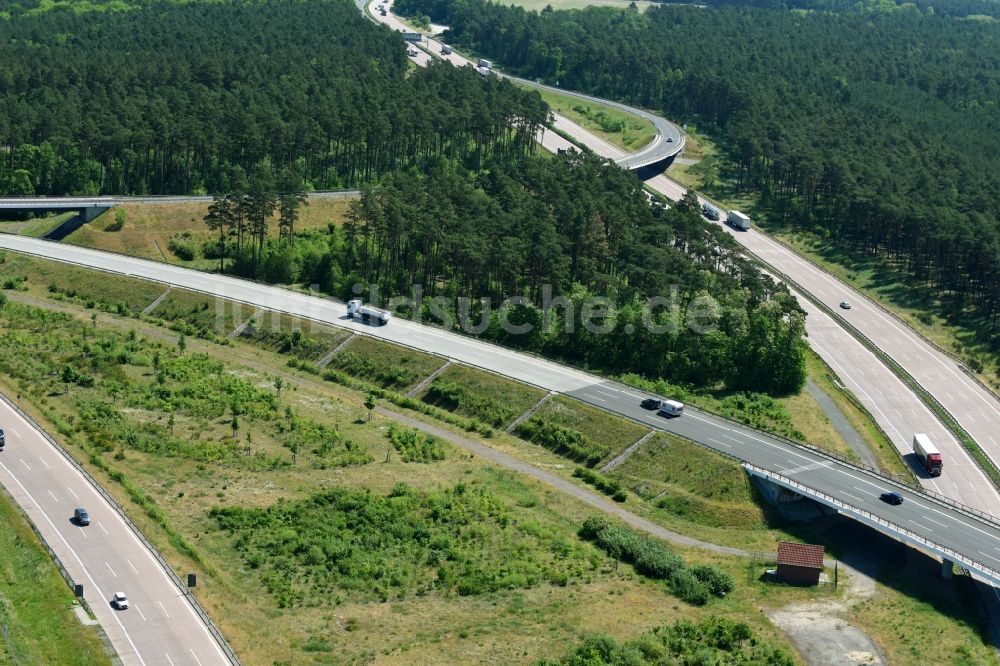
[
  {"xmin": 347, "ymin": 299, "xmax": 391, "ymax": 325},
  {"xmin": 727, "ymin": 210, "xmax": 751, "ymax": 231},
  {"xmin": 913, "ymin": 433, "xmax": 943, "ymax": 476},
  {"xmin": 477, "ymin": 58, "xmax": 493, "ymax": 69}
]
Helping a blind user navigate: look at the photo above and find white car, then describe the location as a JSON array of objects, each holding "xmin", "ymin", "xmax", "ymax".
[
  {"xmin": 111, "ymin": 592, "xmax": 129, "ymax": 610},
  {"xmin": 839, "ymin": 301, "xmax": 852, "ymax": 310}
]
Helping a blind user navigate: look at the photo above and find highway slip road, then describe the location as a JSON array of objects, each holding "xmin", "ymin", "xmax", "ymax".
[
  {"xmin": 3, "ymin": 236, "xmax": 1000, "ymax": 583},
  {"xmin": 0, "ymin": 394, "xmax": 234, "ymax": 666}
]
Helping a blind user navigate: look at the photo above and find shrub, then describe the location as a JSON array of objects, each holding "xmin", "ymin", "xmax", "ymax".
[
  {"xmin": 167, "ymin": 236, "xmax": 197, "ymax": 261},
  {"xmin": 515, "ymin": 417, "xmax": 607, "ymax": 467},
  {"xmin": 573, "ymin": 467, "xmax": 627, "ymax": 502},
  {"xmin": 691, "ymin": 564, "xmax": 735, "ymax": 597}
]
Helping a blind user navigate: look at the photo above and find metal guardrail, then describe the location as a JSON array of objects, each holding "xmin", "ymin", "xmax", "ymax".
[
  {"xmin": 15, "ymin": 234, "xmax": 1000, "ymax": 531},
  {"xmin": 747, "ymin": 253, "xmax": 1000, "ymax": 493},
  {"xmin": 743, "ymin": 461, "xmax": 1000, "ymax": 584},
  {"xmin": 0, "ymin": 392, "xmax": 241, "ymax": 666},
  {"xmin": 765, "ymin": 232, "xmax": 1000, "ymax": 405}
]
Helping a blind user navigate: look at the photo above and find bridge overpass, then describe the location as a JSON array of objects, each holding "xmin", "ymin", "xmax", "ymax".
[{"xmin": 0, "ymin": 197, "xmax": 115, "ymax": 222}]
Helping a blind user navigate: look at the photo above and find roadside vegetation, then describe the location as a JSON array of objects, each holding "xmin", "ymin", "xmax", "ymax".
[
  {"xmin": 404, "ymin": 0, "xmax": 1000, "ymax": 387},
  {"xmin": 0, "ymin": 257, "xmax": 994, "ymax": 663},
  {"xmin": 516, "ymin": 84, "xmax": 656, "ymax": 152},
  {"xmin": 0, "ymin": 490, "xmax": 111, "ymax": 665},
  {"xmin": 419, "ymin": 365, "xmax": 546, "ymax": 428}
]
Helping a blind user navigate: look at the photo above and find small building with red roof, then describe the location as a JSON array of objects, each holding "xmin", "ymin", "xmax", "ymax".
[{"xmin": 776, "ymin": 541, "xmax": 824, "ymax": 585}]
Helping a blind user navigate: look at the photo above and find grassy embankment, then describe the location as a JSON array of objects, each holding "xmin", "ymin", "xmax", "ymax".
[
  {"xmin": 0, "ymin": 251, "xmax": 994, "ymax": 664},
  {"xmin": 0, "ymin": 490, "xmax": 111, "ymax": 665},
  {"xmin": 519, "ymin": 85, "xmax": 658, "ymax": 153},
  {"xmin": 66, "ymin": 198, "xmax": 352, "ymax": 270}
]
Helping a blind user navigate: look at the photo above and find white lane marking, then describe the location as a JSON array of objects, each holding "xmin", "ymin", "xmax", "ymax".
[
  {"xmin": 841, "ymin": 491, "xmax": 865, "ymax": 503},
  {"xmin": 97, "ymin": 520, "xmax": 109, "ymax": 536},
  {"xmin": 8, "ymin": 427, "xmax": 19, "ymax": 437},
  {"xmin": 37, "ymin": 456, "xmax": 50, "ymax": 469},
  {"xmin": 158, "ymin": 601, "xmax": 171, "ymax": 618},
  {"xmin": 105, "ymin": 561, "xmax": 117, "ymax": 577},
  {"xmin": 18, "ymin": 458, "xmax": 30, "ymax": 471},
  {"xmin": 47, "ymin": 489, "xmax": 59, "ymax": 503},
  {"xmin": 67, "ymin": 486, "xmax": 79, "ymax": 500},
  {"xmin": 0, "ymin": 459, "xmax": 148, "ymax": 665},
  {"xmin": 912, "ymin": 521, "xmax": 934, "ymax": 533},
  {"xmin": 595, "ymin": 389, "xmax": 619, "ymax": 399},
  {"xmin": 135, "ymin": 605, "xmax": 147, "ymax": 622},
  {"xmin": 930, "ymin": 507, "xmax": 1000, "ymax": 542},
  {"xmin": 165, "ymin": 654, "xmax": 175, "ymax": 666},
  {"xmin": 190, "ymin": 649, "xmax": 204, "ymax": 666},
  {"xmin": 979, "ymin": 551, "xmax": 1000, "ymax": 566},
  {"xmin": 691, "ymin": 413, "xmax": 814, "ymax": 464},
  {"xmin": 586, "ymin": 395, "xmax": 606, "ymax": 403},
  {"xmin": 925, "ymin": 516, "xmax": 948, "ymax": 528},
  {"xmin": 127, "ymin": 558, "xmax": 139, "ymax": 575},
  {"xmin": 853, "ymin": 486, "xmax": 869, "ymax": 494},
  {"xmin": 709, "ymin": 438, "xmax": 731, "ymax": 448}
]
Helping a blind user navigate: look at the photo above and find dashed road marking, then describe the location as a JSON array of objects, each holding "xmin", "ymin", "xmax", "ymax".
[
  {"xmin": 190, "ymin": 649, "xmax": 203, "ymax": 666},
  {"xmin": 106, "ymin": 562, "xmax": 117, "ymax": 577},
  {"xmin": 37, "ymin": 456, "xmax": 50, "ymax": 469},
  {"xmin": 135, "ymin": 605, "xmax": 147, "ymax": 622},
  {"xmin": 158, "ymin": 601, "xmax": 170, "ymax": 618},
  {"xmin": 127, "ymin": 559, "xmax": 139, "ymax": 575},
  {"xmin": 18, "ymin": 458, "xmax": 30, "ymax": 471},
  {"xmin": 97, "ymin": 521, "xmax": 109, "ymax": 535},
  {"xmin": 47, "ymin": 489, "xmax": 59, "ymax": 503},
  {"xmin": 67, "ymin": 486, "xmax": 79, "ymax": 500}
]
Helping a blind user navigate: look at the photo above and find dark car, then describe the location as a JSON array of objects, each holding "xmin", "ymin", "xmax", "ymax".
[
  {"xmin": 0, "ymin": 428, "xmax": 5, "ymax": 449},
  {"xmin": 74, "ymin": 507, "xmax": 91, "ymax": 526},
  {"xmin": 880, "ymin": 492, "xmax": 903, "ymax": 506},
  {"xmin": 641, "ymin": 398, "xmax": 662, "ymax": 410}
]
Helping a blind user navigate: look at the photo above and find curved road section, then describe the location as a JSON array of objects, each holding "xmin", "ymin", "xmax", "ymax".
[
  {"xmin": 0, "ymin": 394, "xmax": 234, "ymax": 665},
  {"xmin": 369, "ymin": 0, "xmax": 684, "ymax": 169},
  {"xmin": 3, "ymin": 236, "xmax": 1000, "ymax": 586}
]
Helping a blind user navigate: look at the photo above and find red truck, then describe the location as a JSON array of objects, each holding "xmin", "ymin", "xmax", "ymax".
[{"xmin": 913, "ymin": 433, "xmax": 942, "ymax": 476}]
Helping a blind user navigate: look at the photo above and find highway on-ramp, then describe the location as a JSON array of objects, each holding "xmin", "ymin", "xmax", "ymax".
[
  {"xmin": 3, "ymin": 235, "xmax": 1000, "ymax": 585},
  {"xmin": 0, "ymin": 395, "xmax": 234, "ymax": 666}
]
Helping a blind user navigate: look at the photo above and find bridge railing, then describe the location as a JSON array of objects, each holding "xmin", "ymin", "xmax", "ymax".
[{"xmin": 743, "ymin": 461, "xmax": 1000, "ymax": 584}]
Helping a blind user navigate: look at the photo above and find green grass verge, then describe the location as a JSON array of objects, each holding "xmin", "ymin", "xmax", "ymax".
[
  {"xmin": 519, "ymin": 84, "xmax": 657, "ymax": 152},
  {"xmin": 534, "ymin": 395, "xmax": 649, "ymax": 457},
  {"xmin": 0, "ymin": 251, "xmax": 165, "ymax": 315},
  {"xmin": 0, "ymin": 489, "xmax": 111, "ymax": 665},
  {"xmin": 328, "ymin": 335, "xmax": 446, "ymax": 392},
  {"xmin": 418, "ymin": 364, "xmax": 546, "ymax": 428},
  {"xmin": 147, "ymin": 288, "xmax": 241, "ymax": 340},
  {"xmin": 239, "ymin": 311, "xmax": 352, "ymax": 361},
  {"xmin": 611, "ymin": 433, "xmax": 767, "ymax": 531}
]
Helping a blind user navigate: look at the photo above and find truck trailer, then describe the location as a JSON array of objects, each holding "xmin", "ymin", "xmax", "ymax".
[
  {"xmin": 441, "ymin": 44, "xmax": 453, "ymax": 55},
  {"xmin": 913, "ymin": 433, "xmax": 943, "ymax": 476},
  {"xmin": 727, "ymin": 210, "xmax": 751, "ymax": 231},
  {"xmin": 477, "ymin": 58, "xmax": 493, "ymax": 69},
  {"xmin": 347, "ymin": 299, "xmax": 392, "ymax": 325}
]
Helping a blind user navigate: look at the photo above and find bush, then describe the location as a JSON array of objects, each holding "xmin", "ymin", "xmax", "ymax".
[
  {"xmin": 168, "ymin": 236, "xmax": 197, "ymax": 261},
  {"xmin": 515, "ymin": 417, "xmax": 607, "ymax": 467},
  {"xmin": 669, "ymin": 568, "xmax": 711, "ymax": 606},
  {"xmin": 691, "ymin": 564, "xmax": 735, "ymax": 597},
  {"xmin": 574, "ymin": 467, "xmax": 628, "ymax": 502},
  {"xmin": 578, "ymin": 515, "xmax": 728, "ymax": 605},
  {"xmin": 387, "ymin": 424, "xmax": 446, "ymax": 462}
]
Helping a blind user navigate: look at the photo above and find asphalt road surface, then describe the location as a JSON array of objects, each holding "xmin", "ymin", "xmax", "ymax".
[
  {"xmin": 0, "ymin": 395, "xmax": 233, "ymax": 666},
  {"xmin": 3, "ymin": 236, "xmax": 1000, "ymax": 583}
]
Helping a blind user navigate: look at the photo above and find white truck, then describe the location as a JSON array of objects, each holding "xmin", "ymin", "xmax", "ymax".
[
  {"xmin": 347, "ymin": 299, "xmax": 391, "ymax": 325},
  {"xmin": 727, "ymin": 210, "xmax": 751, "ymax": 231},
  {"xmin": 441, "ymin": 44, "xmax": 453, "ymax": 55},
  {"xmin": 913, "ymin": 433, "xmax": 943, "ymax": 476},
  {"xmin": 477, "ymin": 58, "xmax": 493, "ymax": 69},
  {"xmin": 657, "ymin": 399, "xmax": 684, "ymax": 417}
]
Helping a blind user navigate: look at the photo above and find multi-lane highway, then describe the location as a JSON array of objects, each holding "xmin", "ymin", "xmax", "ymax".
[
  {"xmin": 369, "ymin": 0, "xmax": 1000, "ymax": 517},
  {"xmin": 0, "ymin": 394, "xmax": 234, "ymax": 666},
  {"xmin": 370, "ymin": 0, "xmax": 684, "ymax": 169},
  {"xmin": 3, "ymin": 235, "xmax": 1000, "ymax": 585}
]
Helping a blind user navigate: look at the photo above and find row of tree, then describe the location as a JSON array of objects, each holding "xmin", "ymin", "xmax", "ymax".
[
  {"xmin": 207, "ymin": 154, "xmax": 808, "ymax": 394},
  {"xmin": 0, "ymin": 0, "xmax": 548, "ymax": 195},
  {"xmin": 395, "ymin": 0, "xmax": 1000, "ymax": 348}
]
